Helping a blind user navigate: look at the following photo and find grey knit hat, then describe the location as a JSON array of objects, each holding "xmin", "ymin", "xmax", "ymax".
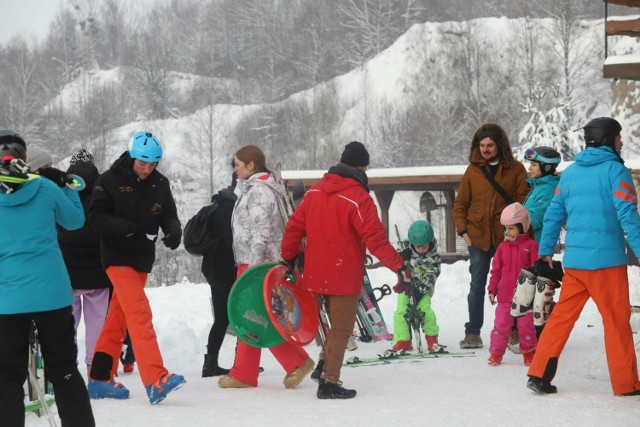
[{"xmin": 26, "ymin": 144, "xmax": 53, "ymax": 171}]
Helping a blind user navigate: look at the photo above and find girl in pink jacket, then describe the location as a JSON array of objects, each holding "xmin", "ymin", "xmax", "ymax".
[{"xmin": 487, "ymin": 203, "xmax": 538, "ymax": 366}]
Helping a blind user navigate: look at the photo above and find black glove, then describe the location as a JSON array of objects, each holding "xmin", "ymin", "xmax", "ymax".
[
  {"xmin": 39, "ymin": 167, "xmax": 73, "ymax": 187},
  {"xmin": 280, "ymin": 257, "xmax": 297, "ymax": 274},
  {"xmin": 162, "ymin": 233, "xmax": 181, "ymax": 250},
  {"xmin": 126, "ymin": 223, "xmax": 145, "ymax": 238},
  {"xmin": 399, "ymin": 247, "xmax": 412, "ymax": 261}
]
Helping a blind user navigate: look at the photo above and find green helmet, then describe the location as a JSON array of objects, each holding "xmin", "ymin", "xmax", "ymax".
[{"xmin": 408, "ymin": 220, "xmax": 434, "ymax": 246}]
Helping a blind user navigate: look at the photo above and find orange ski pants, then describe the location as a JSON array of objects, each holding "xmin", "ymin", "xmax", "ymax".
[
  {"xmin": 528, "ymin": 265, "xmax": 640, "ymax": 395},
  {"xmin": 229, "ymin": 264, "xmax": 309, "ymax": 386},
  {"xmin": 91, "ymin": 266, "xmax": 168, "ymax": 387}
]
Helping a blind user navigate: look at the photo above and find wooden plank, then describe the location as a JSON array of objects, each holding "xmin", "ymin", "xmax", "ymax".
[
  {"xmin": 606, "ymin": 18, "xmax": 640, "ymax": 36},
  {"xmin": 603, "ymin": 61, "xmax": 640, "ymax": 79},
  {"xmin": 605, "ymin": 0, "xmax": 640, "ymax": 8}
]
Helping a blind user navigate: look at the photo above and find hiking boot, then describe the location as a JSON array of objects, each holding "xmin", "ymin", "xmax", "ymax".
[
  {"xmin": 527, "ymin": 376, "xmax": 557, "ymax": 394},
  {"xmin": 392, "ymin": 340, "xmax": 413, "ymax": 352},
  {"xmin": 123, "ymin": 363, "xmax": 134, "ymax": 374},
  {"xmin": 283, "ymin": 357, "xmax": 314, "ymax": 389},
  {"xmin": 88, "ymin": 379, "xmax": 130, "ymax": 400},
  {"xmin": 218, "ymin": 375, "xmax": 255, "ymax": 388},
  {"xmin": 310, "ymin": 359, "xmax": 324, "ymax": 383},
  {"xmin": 146, "ymin": 373, "xmax": 186, "ymax": 405},
  {"xmin": 487, "ymin": 352, "xmax": 503, "ymax": 366},
  {"xmin": 459, "ymin": 334, "xmax": 483, "ymax": 349},
  {"xmin": 317, "ymin": 379, "xmax": 357, "ymax": 399},
  {"xmin": 202, "ymin": 354, "xmax": 230, "ymax": 377},
  {"xmin": 523, "ymin": 350, "xmax": 535, "ymax": 366}
]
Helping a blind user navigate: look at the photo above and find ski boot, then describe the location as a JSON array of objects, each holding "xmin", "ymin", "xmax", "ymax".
[
  {"xmin": 146, "ymin": 373, "xmax": 186, "ymax": 405},
  {"xmin": 487, "ymin": 352, "xmax": 502, "ymax": 366},
  {"xmin": 426, "ymin": 336, "xmax": 447, "ymax": 353},
  {"xmin": 392, "ymin": 340, "xmax": 413, "ymax": 352},
  {"xmin": 533, "ymin": 277, "xmax": 557, "ymax": 327},
  {"xmin": 88, "ymin": 379, "xmax": 130, "ymax": 400}
]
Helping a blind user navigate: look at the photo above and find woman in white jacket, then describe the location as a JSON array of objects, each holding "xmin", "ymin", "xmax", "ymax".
[{"xmin": 218, "ymin": 144, "xmax": 314, "ymax": 389}]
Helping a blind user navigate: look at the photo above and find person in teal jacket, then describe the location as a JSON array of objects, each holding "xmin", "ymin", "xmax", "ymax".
[
  {"xmin": 0, "ymin": 131, "xmax": 95, "ymax": 426},
  {"xmin": 522, "ymin": 146, "xmax": 561, "ymax": 243}
]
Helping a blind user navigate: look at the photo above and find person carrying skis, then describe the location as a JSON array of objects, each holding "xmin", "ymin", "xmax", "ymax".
[
  {"xmin": 392, "ymin": 220, "xmax": 445, "ymax": 353},
  {"xmin": 87, "ymin": 131, "xmax": 185, "ymax": 404},
  {"xmin": 486, "ymin": 203, "xmax": 538, "ymax": 366},
  {"xmin": 218, "ymin": 144, "xmax": 314, "ymax": 389},
  {"xmin": 0, "ymin": 130, "xmax": 95, "ymax": 426},
  {"xmin": 526, "ymin": 117, "xmax": 640, "ymax": 396},
  {"xmin": 281, "ymin": 141, "xmax": 409, "ymax": 399}
]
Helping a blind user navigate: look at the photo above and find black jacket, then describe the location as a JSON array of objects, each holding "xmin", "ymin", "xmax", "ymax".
[
  {"xmin": 58, "ymin": 161, "xmax": 111, "ymax": 290},
  {"xmin": 88, "ymin": 152, "xmax": 181, "ymax": 273},
  {"xmin": 201, "ymin": 187, "xmax": 237, "ymax": 291}
]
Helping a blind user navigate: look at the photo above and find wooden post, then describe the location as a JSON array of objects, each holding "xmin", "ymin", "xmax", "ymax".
[{"xmin": 373, "ymin": 190, "xmax": 395, "ymax": 237}]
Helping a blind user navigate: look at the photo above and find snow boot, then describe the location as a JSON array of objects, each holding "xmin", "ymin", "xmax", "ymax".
[
  {"xmin": 511, "ymin": 267, "xmax": 537, "ymax": 317},
  {"xmin": 310, "ymin": 359, "xmax": 324, "ymax": 383},
  {"xmin": 426, "ymin": 336, "xmax": 447, "ymax": 353},
  {"xmin": 123, "ymin": 363, "xmax": 134, "ymax": 374},
  {"xmin": 487, "ymin": 352, "xmax": 502, "ymax": 366},
  {"xmin": 202, "ymin": 354, "xmax": 230, "ymax": 377},
  {"xmin": 527, "ymin": 376, "xmax": 557, "ymax": 394},
  {"xmin": 392, "ymin": 340, "xmax": 413, "ymax": 352},
  {"xmin": 459, "ymin": 334, "xmax": 483, "ymax": 349},
  {"xmin": 533, "ymin": 276, "xmax": 556, "ymax": 327},
  {"xmin": 283, "ymin": 357, "xmax": 314, "ymax": 389},
  {"xmin": 218, "ymin": 375, "xmax": 255, "ymax": 388},
  {"xmin": 146, "ymin": 373, "xmax": 186, "ymax": 405},
  {"xmin": 317, "ymin": 379, "xmax": 357, "ymax": 399},
  {"xmin": 523, "ymin": 350, "xmax": 535, "ymax": 366},
  {"xmin": 88, "ymin": 379, "xmax": 130, "ymax": 400}
]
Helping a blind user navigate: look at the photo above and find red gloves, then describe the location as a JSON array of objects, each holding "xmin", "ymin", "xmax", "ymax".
[{"xmin": 393, "ymin": 265, "xmax": 412, "ymax": 294}]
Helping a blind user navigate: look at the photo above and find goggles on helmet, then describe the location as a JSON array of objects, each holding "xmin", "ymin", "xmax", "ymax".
[{"xmin": 524, "ymin": 147, "xmax": 560, "ymax": 165}]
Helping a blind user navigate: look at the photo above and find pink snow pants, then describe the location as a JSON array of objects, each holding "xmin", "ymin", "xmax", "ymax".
[
  {"xmin": 489, "ymin": 302, "xmax": 536, "ymax": 355},
  {"xmin": 228, "ymin": 264, "xmax": 309, "ymax": 386},
  {"xmin": 72, "ymin": 288, "xmax": 110, "ymax": 366}
]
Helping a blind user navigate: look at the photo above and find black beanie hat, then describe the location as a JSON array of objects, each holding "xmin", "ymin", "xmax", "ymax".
[{"xmin": 340, "ymin": 141, "xmax": 370, "ymax": 167}]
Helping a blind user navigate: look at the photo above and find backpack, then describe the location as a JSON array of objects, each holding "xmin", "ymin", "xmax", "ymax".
[{"xmin": 183, "ymin": 199, "xmax": 220, "ymax": 256}]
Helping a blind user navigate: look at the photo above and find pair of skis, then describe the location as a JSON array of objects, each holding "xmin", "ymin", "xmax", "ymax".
[
  {"xmin": 26, "ymin": 323, "xmax": 57, "ymax": 426},
  {"xmin": 344, "ymin": 349, "xmax": 474, "ymax": 367}
]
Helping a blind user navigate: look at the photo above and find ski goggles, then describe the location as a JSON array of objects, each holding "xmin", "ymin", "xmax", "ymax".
[{"xmin": 524, "ymin": 148, "xmax": 559, "ymax": 164}]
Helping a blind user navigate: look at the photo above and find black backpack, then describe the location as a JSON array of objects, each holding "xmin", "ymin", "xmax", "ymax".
[{"xmin": 183, "ymin": 200, "xmax": 220, "ymax": 256}]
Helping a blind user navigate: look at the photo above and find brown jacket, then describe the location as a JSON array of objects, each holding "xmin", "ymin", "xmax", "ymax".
[{"xmin": 453, "ymin": 124, "xmax": 529, "ymax": 252}]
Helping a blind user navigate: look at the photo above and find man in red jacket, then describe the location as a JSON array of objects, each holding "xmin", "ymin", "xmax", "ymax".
[{"xmin": 281, "ymin": 141, "xmax": 408, "ymax": 399}]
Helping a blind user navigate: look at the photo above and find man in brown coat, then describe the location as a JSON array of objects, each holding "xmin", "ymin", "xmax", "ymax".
[{"xmin": 454, "ymin": 123, "xmax": 529, "ymax": 349}]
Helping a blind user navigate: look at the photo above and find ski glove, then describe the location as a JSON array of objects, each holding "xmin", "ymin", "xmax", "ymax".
[
  {"xmin": 280, "ymin": 258, "xmax": 296, "ymax": 274},
  {"xmin": 162, "ymin": 233, "xmax": 181, "ymax": 250},
  {"xmin": 399, "ymin": 247, "xmax": 412, "ymax": 261},
  {"xmin": 39, "ymin": 167, "xmax": 73, "ymax": 187},
  {"xmin": 126, "ymin": 223, "xmax": 145, "ymax": 238},
  {"xmin": 534, "ymin": 259, "xmax": 564, "ymax": 284},
  {"xmin": 394, "ymin": 265, "xmax": 412, "ymax": 294}
]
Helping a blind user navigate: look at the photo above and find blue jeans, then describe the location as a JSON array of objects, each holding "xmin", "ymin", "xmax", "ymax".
[{"xmin": 465, "ymin": 245, "xmax": 495, "ymax": 336}]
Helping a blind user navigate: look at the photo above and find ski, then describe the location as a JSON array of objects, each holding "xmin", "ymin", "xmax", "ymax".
[
  {"xmin": 358, "ymin": 285, "xmax": 392, "ymax": 341},
  {"xmin": 25, "ymin": 396, "xmax": 55, "ymax": 413},
  {"xmin": 344, "ymin": 349, "xmax": 475, "ymax": 367}
]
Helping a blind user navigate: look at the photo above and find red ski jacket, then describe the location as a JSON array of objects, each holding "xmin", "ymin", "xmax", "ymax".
[{"xmin": 281, "ymin": 171, "xmax": 403, "ymax": 296}]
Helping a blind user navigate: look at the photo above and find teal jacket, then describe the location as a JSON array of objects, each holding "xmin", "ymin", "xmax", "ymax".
[
  {"xmin": 524, "ymin": 174, "xmax": 560, "ymax": 242},
  {"xmin": 0, "ymin": 177, "xmax": 84, "ymax": 314},
  {"xmin": 539, "ymin": 147, "xmax": 640, "ymax": 269}
]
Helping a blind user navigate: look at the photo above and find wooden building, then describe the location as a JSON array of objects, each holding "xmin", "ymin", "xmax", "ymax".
[{"xmin": 604, "ymin": 0, "xmax": 640, "ymax": 79}]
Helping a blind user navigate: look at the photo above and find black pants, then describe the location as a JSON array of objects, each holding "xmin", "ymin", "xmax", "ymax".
[
  {"xmin": 206, "ymin": 283, "xmax": 232, "ymax": 360},
  {"xmin": 0, "ymin": 306, "xmax": 95, "ymax": 427}
]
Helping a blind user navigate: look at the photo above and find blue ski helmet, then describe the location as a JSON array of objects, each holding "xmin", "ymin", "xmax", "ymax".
[
  {"xmin": 128, "ymin": 131, "xmax": 162, "ymax": 162},
  {"xmin": 408, "ymin": 220, "xmax": 434, "ymax": 246}
]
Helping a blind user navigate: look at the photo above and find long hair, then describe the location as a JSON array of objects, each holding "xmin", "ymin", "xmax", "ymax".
[{"xmin": 235, "ymin": 145, "xmax": 269, "ymax": 173}]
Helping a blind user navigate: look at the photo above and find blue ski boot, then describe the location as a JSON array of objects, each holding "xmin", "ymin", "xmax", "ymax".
[
  {"xmin": 146, "ymin": 373, "xmax": 186, "ymax": 405},
  {"xmin": 88, "ymin": 380, "xmax": 130, "ymax": 399}
]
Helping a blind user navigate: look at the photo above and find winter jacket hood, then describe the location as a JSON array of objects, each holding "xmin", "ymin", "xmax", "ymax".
[{"xmin": 469, "ymin": 123, "xmax": 517, "ymax": 166}]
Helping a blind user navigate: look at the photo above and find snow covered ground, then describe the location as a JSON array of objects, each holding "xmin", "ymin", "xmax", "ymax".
[{"xmin": 27, "ymin": 261, "xmax": 640, "ymax": 426}]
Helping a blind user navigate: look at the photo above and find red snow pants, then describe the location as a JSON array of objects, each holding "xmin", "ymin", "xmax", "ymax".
[
  {"xmin": 528, "ymin": 266, "xmax": 640, "ymax": 395},
  {"xmin": 228, "ymin": 264, "xmax": 309, "ymax": 386}
]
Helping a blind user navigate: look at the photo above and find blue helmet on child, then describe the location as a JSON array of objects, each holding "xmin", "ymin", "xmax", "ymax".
[
  {"xmin": 408, "ymin": 220, "xmax": 434, "ymax": 246},
  {"xmin": 128, "ymin": 131, "xmax": 162, "ymax": 162}
]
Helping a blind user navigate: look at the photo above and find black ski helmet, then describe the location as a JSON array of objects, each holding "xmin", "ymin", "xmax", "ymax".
[
  {"xmin": 583, "ymin": 117, "xmax": 622, "ymax": 148},
  {"xmin": 0, "ymin": 129, "xmax": 27, "ymax": 160},
  {"xmin": 524, "ymin": 146, "xmax": 561, "ymax": 176}
]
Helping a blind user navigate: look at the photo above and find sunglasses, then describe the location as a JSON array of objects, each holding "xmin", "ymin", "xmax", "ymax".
[{"xmin": 524, "ymin": 148, "xmax": 559, "ymax": 164}]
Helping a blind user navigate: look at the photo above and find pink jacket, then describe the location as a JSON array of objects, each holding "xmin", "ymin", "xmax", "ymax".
[{"xmin": 488, "ymin": 234, "xmax": 538, "ymax": 303}]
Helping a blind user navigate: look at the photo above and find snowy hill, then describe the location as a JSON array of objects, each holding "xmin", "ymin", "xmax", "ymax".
[{"xmin": 26, "ymin": 261, "xmax": 640, "ymax": 426}]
